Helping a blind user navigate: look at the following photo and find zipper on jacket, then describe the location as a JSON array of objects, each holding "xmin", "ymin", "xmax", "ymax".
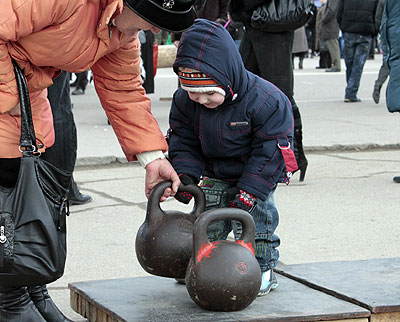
[{"xmin": 0, "ymin": 217, "xmax": 6, "ymax": 267}]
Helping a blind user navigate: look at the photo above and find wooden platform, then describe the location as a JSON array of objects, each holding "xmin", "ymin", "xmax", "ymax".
[
  {"xmin": 69, "ymin": 275, "xmax": 370, "ymax": 322},
  {"xmin": 69, "ymin": 258, "xmax": 400, "ymax": 322},
  {"xmin": 275, "ymin": 257, "xmax": 400, "ymax": 322}
]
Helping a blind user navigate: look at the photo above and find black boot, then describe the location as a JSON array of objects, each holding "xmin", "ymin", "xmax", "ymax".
[
  {"xmin": 372, "ymin": 83, "xmax": 381, "ymax": 104},
  {"xmin": 0, "ymin": 287, "xmax": 46, "ymax": 322},
  {"xmin": 28, "ymin": 285, "xmax": 73, "ymax": 322},
  {"xmin": 299, "ymin": 55, "xmax": 304, "ymax": 69},
  {"xmin": 291, "ymin": 100, "xmax": 308, "ymax": 181}
]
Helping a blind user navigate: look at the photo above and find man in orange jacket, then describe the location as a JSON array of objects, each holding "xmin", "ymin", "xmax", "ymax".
[{"xmin": 0, "ymin": 0, "xmax": 195, "ymax": 321}]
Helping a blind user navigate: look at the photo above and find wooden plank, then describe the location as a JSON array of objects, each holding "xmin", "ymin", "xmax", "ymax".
[
  {"xmin": 276, "ymin": 258, "xmax": 400, "ymax": 314},
  {"xmin": 330, "ymin": 320, "xmax": 368, "ymax": 322},
  {"xmin": 68, "ymin": 275, "xmax": 369, "ymax": 322},
  {"xmin": 371, "ymin": 312, "xmax": 400, "ymax": 322}
]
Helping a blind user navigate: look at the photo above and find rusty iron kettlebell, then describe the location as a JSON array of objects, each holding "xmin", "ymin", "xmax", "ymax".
[
  {"xmin": 186, "ymin": 208, "xmax": 261, "ymax": 311},
  {"xmin": 135, "ymin": 180, "xmax": 205, "ymax": 278}
]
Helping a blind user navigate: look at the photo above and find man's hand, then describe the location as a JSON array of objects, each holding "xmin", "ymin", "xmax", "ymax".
[
  {"xmin": 8, "ymin": 103, "xmax": 21, "ymax": 116},
  {"xmin": 145, "ymin": 158, "xmax": 180, "ymax": 201}
]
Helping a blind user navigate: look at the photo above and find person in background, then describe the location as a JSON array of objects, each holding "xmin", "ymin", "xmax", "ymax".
[
  {"xmin": 322, "ymin": 0, "xmax": 341, "ymax": 72},
  {"xmin": 140, "ymin": 30, "xmax": 156, "ymax": 94},
  {"xmin": 315, "ymin": 0, "xmax": 333, "ymax": 69},
  {"xmin": 380, "ymin": 0, "xmax": 400, "ymax": 183},
  {"xmin": 337, "ymin": 0, "xmax": 381, "ymax": 102},
  {"xmin": 168, "ymin": 19, "xmax": 297, "ymax": 297},
  {"xmin": 371, "ymin": 0, "xmax": 388, "ymax": 104},
  {"xmin": 292, "ymin": 26, "xmax": 309, "ymax": 70},
  {"xmin": 230, "ymin": 0, "xmax": 309, "ymax": 181},
  {"xmin": 0, "ymin": 0, "xmax": 196, "ymax": 320},
  {"xmin": 305, "ymin": 4, "xmax": 318, "ymax": 58},
  {"xmin": 225, "ymin": 13, "xmax": 245, "ymax": 48},
  {"xmin": 47, "ymin": 71, "xmax": 93, "ymax": 206},
  {"xmin": 171, "ymin": 0, "xmax": 229, "ymax": 46},
  {"xmin": 71, "ymin": 70, "xmax": 89, "ymax": 95}
]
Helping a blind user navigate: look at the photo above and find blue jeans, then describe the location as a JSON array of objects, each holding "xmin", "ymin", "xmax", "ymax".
[
  {"xmin": 343, "ymin": 32, "xmax": 372, "ymax": 100},
  {"xmin": 199, "ymin": 177, "xmax": 280, "ymax": 272}
]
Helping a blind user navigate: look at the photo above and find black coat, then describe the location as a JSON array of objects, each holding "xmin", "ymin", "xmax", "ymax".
[
  {"xmin": 322, "ymin": 0, "xmax": 340, "ymax": 40},
  {"xmin": 229, "ymin": 0, "xmax": 295, "ymax": 98},
  {"xmin": 171, "ymin": 0, "xmax": 229, "ymax": 42},
  {"xmin": 337, "ymin": 0, "xmax": 380, "ymax": 36}
]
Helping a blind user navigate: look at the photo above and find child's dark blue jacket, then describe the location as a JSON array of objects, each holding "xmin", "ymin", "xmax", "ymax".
[{"xmin": 168, "ymin": 19, "xmax": 295, "ymax": 201}]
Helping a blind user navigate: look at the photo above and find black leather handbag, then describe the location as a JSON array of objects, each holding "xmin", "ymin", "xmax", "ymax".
[
  {"xmin": 0, "ymin": 60, "xmax": 71, "ymax": 290},
  {"xmin": 250, "ymin": 0, "xmax": 315, "ymax": 33}
]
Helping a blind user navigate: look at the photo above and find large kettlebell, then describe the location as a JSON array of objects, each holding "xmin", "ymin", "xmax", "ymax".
[
  {"xmin": 135, "ymin": 180, "xmax": 205, "ymax": 278},
  {"xmin": 186, "ymin": 208, "xmax": 261, "ymax": 311}
]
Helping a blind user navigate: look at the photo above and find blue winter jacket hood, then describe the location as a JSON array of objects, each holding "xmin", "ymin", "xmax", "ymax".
[{"xmin": 168, "ymin": 19, "xmax": 296, "ymax": 200}]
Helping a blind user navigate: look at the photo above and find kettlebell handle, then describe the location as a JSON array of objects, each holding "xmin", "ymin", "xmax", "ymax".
[
  {"xmin": 146, "ymin": 180, "xmax": 206, "ymax": 226},
  {"xmin": 193, "ymin": 208, "xmax": 256, "ymax": 260}
]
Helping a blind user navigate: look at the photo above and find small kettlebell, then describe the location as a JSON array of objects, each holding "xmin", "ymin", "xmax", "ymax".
[
  {"xmin": 135, "ymin": 180, "xmax": 205, "ymax": 278},
  {"xmin": 186, "ymin": 208, "xmax": 261, "ymax": 311}
]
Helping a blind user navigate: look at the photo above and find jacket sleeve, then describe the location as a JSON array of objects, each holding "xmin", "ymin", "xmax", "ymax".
[
  {"xmin": 0, "ymin": 0, "xmax": 68, "ymax": 113},
  {"xmin": 322, "ymin": 0, "xmax": 339, "ymax": 24},
  {"xmin": 237, "ymin": 92, "xmax": 294, "ymax": 201},
  {"xmin": 374, "ymin": 0, "xmax": 386, "ymax": 34},
  {"xmin": 167, "ymin": 90, "xmax": 206, "ymax": 180},
  {"xmin": 381, "ymin": 2, "xmax": 388, "ymax": 64},
  {"xmin": 91, "ymin": 38, "xmax": 168, "ymax": 161}
]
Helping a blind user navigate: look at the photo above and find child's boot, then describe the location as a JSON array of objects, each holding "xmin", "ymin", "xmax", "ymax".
[{"xmin": 258, "ymin": 270, "xmax": 278, "ymax": 296}]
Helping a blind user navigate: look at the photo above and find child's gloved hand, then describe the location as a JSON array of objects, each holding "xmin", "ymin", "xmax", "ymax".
[
  {"xmin": 229, "ymin": 189, "xmax": 256, "ymax": 212},
  {"xmin": 174, "ymin": 174, "xmax": 196, "ymax": 204}
]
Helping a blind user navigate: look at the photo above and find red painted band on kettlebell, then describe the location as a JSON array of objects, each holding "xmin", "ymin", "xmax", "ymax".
[
  {"xmin": 235, "ymin": 240, "xmax": 255, "ymax": 255},
  {"xmin": 196, "ymin": 241, "xmax": 222, "ymax": 263}
]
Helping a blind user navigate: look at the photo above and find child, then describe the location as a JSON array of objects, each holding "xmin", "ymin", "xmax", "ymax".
[{"xmin": 167, "ymin": 19, "xmax": 298, "ymax": 296}]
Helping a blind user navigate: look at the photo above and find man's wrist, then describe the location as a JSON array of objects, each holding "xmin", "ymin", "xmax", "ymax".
[{"xmin": 136, "ymin": 150, "xmax": 166, "ymax": 168}]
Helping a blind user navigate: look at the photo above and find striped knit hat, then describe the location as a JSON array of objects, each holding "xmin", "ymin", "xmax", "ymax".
[{"xmin": 178, "ymin": 68, "xmax": 226, "ymax": 96}]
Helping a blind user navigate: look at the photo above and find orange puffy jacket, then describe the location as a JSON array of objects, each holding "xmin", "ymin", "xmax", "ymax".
[{"xmin": 0, "ymin": 0, "xmax": 167, "ymax": 160}]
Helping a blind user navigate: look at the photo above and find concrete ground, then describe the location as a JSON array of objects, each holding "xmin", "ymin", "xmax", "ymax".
[{"xmin": 47, "ymin": 54, "xmax": 400, "ymax": 321}]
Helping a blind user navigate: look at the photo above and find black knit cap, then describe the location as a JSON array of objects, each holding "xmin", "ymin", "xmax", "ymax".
[{"xmin": 124, "ymin": 0, "xmax": 196, "ymax": 32}]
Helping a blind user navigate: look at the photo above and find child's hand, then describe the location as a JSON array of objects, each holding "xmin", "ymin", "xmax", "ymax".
[
  {"xmin": 174, "ymin": 174, "xmax": 196, "ymax": 204},
  {"xmin": 229, "ymin": 189, "xmax": 256, "ymax": 212}
]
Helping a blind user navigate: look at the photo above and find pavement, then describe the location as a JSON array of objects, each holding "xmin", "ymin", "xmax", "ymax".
[{"xmin": 47, "ymin": 54, "xmax": 400, "ymax": 321}]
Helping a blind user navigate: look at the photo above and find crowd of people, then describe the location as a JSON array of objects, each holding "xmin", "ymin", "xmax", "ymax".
[
  {"xmin": 1, "ymin": 0, "xmax": 399, "ymax": 321},
  {"xmin": 292, "ymin": 0, "xmax": 387, "ymax": 103}
]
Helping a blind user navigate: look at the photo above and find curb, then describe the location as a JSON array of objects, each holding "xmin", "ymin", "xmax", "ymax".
[
  {"xmin": 75, "ymin": 143, "xmax": 400, "ymax": 168},
  {"xmin": 305, "ymin": 143, "xmax": 400, "ymax": 153}
]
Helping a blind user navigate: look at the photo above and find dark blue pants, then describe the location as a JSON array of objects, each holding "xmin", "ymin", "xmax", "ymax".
[
  {"xmin": 343, "ymin": 32, "xmax": 372, "ymax": 100},
  {"xmin": 46, "ymin": 71, "xmax": 80, "ymax": 197}
]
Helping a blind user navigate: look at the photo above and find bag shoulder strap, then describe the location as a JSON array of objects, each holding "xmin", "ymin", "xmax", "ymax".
[{"xmin": 12, "ymin": 59, "xmax": 38, "ymax": 153}]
